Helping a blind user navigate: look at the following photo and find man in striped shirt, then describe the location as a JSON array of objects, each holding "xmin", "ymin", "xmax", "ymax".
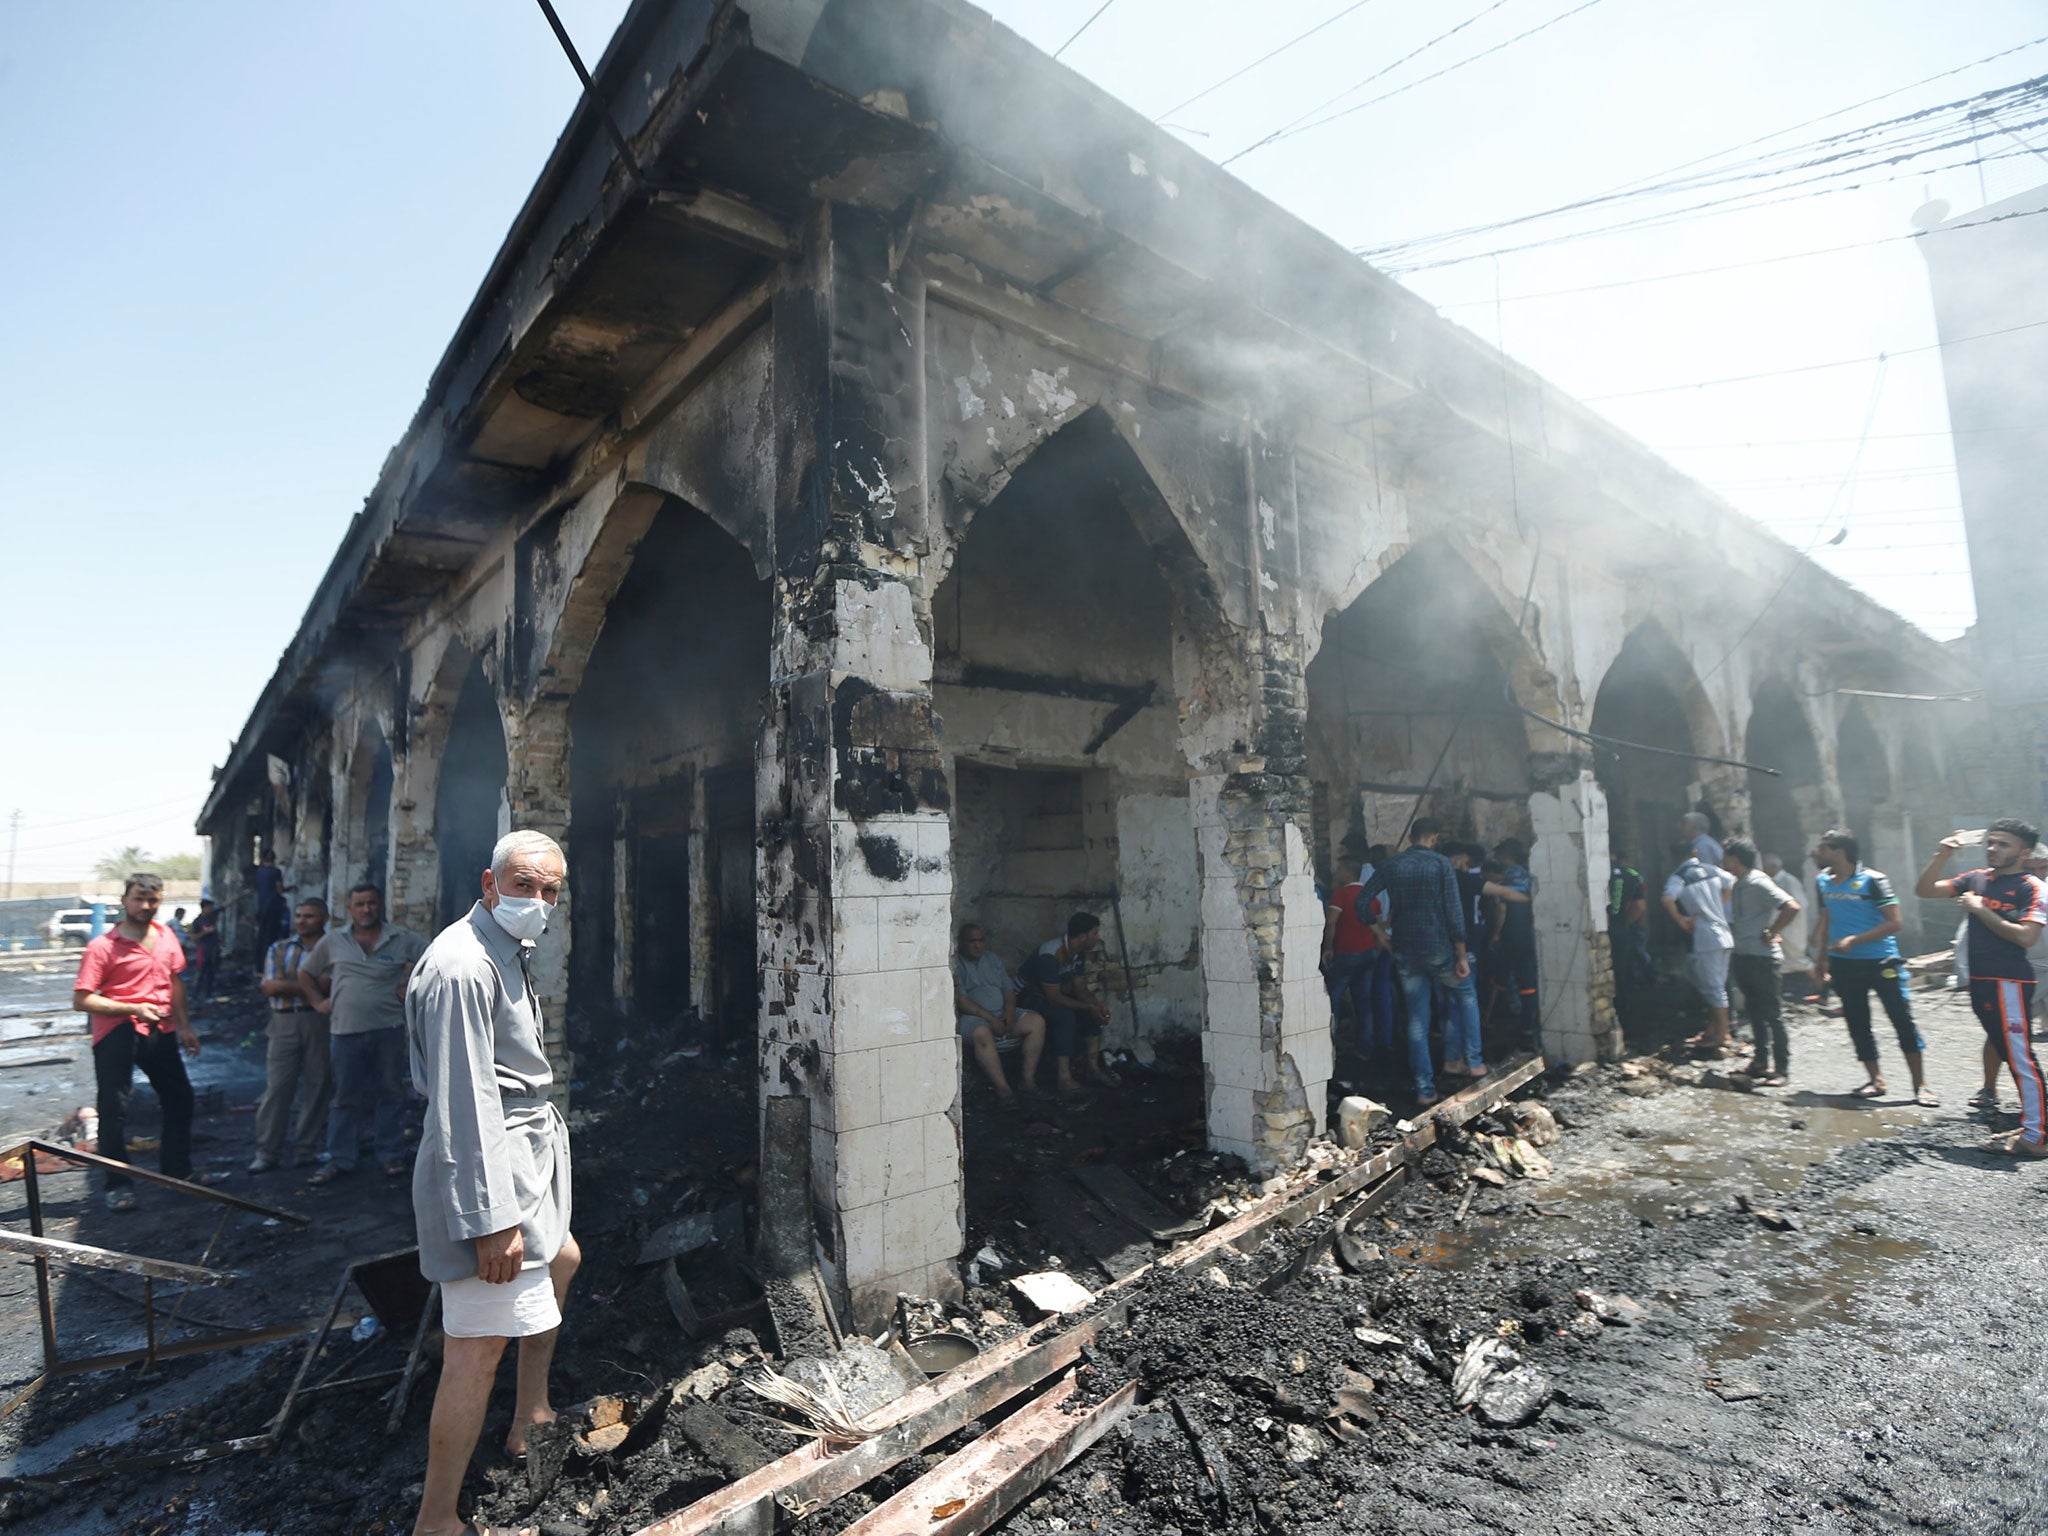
[{"xmin": 250, "ymin": 898, "xmax": 334, "ymax": 1173}]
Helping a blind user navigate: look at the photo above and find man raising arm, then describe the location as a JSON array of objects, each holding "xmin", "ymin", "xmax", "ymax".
[{"xmin": 1917, "ymin": 819, "xmax": 2048, "ymax": 1153}]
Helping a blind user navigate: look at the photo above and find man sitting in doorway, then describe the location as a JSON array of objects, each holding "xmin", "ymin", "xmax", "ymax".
[
  {"xmin": 1016, "ymin": 912, "xmax": 1117, "ymax": 1098},
  {"xmin": 953, "ymin": 924, "xmax": 1047, "ymax": 1104}
]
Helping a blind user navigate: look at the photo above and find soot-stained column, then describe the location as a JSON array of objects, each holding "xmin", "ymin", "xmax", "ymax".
[
  {"xmin": 508, "ymin": 700, "xmax": 575, "ymax": 1097},
  {"xmin": 759, "ymin": 206, "xmax": 960, "ymax": 1327},
  {"xmin": 1529, "ymin": 769, "xmax": 1621, "ymax": 1064},
  {"xmin": 1195, "ymin": 441, "xmax": 1327, "ymax": 1175}
]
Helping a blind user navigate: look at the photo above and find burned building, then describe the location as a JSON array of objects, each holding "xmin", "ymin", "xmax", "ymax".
[{"xmin": 198, "ymin": 0, "xmax": 1988, "ymax": 1324}]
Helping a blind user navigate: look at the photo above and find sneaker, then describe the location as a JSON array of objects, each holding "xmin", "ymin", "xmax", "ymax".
[{"xmin": 248, "ymin": 1155, "xmax": 278, "ymax": 1174}]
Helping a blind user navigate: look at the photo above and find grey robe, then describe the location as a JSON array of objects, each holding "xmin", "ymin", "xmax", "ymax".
[{"xmin": 405, "ymin": 902, "xmax": 571, "ymax": 1284}]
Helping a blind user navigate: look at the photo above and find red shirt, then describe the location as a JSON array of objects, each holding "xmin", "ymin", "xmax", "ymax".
[
  {"xmin": 1330, "ymin": 882, "xmax": 1384, "ymax": 955},
  {"xmin": 74, "ymin": 922, "xmax": 185, "ymax": 1045}
]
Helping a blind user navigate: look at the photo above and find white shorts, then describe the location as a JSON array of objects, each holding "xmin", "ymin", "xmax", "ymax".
[
  {"xmin": 440, "ymin": 1262, "xmax": 560, "ymax": 1340},
  {"xmin": 1687, "ymin": 949, "xmax": 1732, "ymax": 1010}
]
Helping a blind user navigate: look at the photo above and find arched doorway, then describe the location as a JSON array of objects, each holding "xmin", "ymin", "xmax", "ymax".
[
  {"xmin": 1303, "ymin": 540, "xmax": 1535, "ymax": 870},
  {"xmin": 933, "ymin": 411, "xmax": 1221, "ymax": 1054},
  {"xmin": 1745, "ymin": 681, "xmax": 1823, "ymax": 871},
  {"xmin": 436, "ymin": 656, "xmax": 510, "ymax": 928},
  {"xmin": 568, "ymin": 500, "xmax": 770, "ymax": 1045},
  {"xmin": 1838, "ymin": 705, "xmax": 1890, "ymax": 858},
  {"xmin": 1590, "ymin": 625, "xmax": 1712, "ymax": 953}
]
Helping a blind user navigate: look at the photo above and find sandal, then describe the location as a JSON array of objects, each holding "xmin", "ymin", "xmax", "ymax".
[
  {"xmin": 1982, "ymin": 1132, "xmax": 2048, "ymax": 1158},
  {"xmin": 383, "ymin": 1159, "xmax": 410, "ymax": 1177},
  {"xmin": 105, "ymin": 1188, "xmax": 138, "ymax": 1213},
  {"xmin": 307, "ymin": 1165, "xmax": 349, "ymax": 1185},
  {"xmin": 1914, "ymin": 1086, "xmax": 1939, "ymax": 1108},
  {"xmin": 1754, "ymin": 1073, "xmax": 1789, "ymax": 1088},
  {"xmin": 1850, "ymin": 1082, "xmax": 1885, "ymax": 1099},
  {"xmin": 1968, "ymin": 1090, "xmax": 2002, "ymax": 1111},
  {"xmin": 1734, "ymin": 1058, "xmax": 1768, "ymax": 1079}
]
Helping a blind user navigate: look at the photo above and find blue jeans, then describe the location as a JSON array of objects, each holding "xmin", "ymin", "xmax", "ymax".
[
  {"xmin": 327, "ymin": 1028, "xmax": 407, "ymax": 1170},
  {"xmin": 1327, "ymin": 950, "xmax": 1394, "ymax": 1057},
  {"xmin": 1393, "ymin": 952, "xmax": 1483, "ymax": 1093}
]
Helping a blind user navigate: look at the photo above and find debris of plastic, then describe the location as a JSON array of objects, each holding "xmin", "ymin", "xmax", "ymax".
[
  {"xmin": 1352, "ymin": 1326, "xmax": 1403, "ymax": 1349},
  {"xmin": 350, "ymin": 1315, "xmax": 382, "ymax": 1343},
  {"xmin": 1335, "ymin": 1096, "xmax": 1390, "ymax": 1149},
  {"xmin": 1452, "ymin": 1334, "xmax": 1516, "ymax": 1406}
]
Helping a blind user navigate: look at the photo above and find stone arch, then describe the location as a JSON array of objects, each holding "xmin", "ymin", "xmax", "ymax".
[
  {"xmin": 434, "ymin": 653, "xmax": 511, "ymax": 929},
  {"xmin": 1744, "ymin": 678, "xmax": 1826, "ymax": 869},
  {"xmin": 1590, "ymin": 621, "xmax": 1725, "ymax": 932},
  {"xmin": 527, "ymin": 482, "xmax": 672, "ymax": 712},
  {"xmin": 931, "ymin": 407, "xmax": 1240, "ymax": 1060},
  {"xmin": 567, "ymin": 495, "xmax": 771, "ymax": 1037},
  {"xmin": 1837, "ymin": 702, "xmax": 1892, "ymax": 856},
  {"xmin": 340, "ymin": 716, "xmax": 395, "ymax": 897},
  {"xmin": 1302, "ymin": 536, "xmax": 1562, "ymax": 868}
]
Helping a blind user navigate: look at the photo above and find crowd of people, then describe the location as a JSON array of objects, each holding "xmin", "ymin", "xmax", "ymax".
[
  {"xmin": 1320, "ymin": 819, "xmax": 1538, "ymax": 1107},
  {"xmin": 1612, "ymin": 813, "xmax": 2048, "ymax": 1156}
]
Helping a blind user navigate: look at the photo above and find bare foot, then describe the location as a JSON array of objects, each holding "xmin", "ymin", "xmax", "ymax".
[{"xmin": 506, "ymin": 1407, "xmax": 556, "ymax": 1460}]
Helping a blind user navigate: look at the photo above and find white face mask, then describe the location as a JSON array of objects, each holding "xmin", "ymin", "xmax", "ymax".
[{"xmin": 490, "ymin": 894, "xmax": 551, "ymax": 942}]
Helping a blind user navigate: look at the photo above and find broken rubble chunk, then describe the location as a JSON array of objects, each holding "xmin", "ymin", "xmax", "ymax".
[
  {"xmin": 1502, "ymin": 1101, "xmax": 1561, "ymax": 1147},
  {"xmin": 1753, "ymin": 1208, "xmax": 1800, "ymax": 1231},
  {"xmin": 1351, "ymin": 1326, "xmax": 1404, "ymax": 1349},
  {"xmin": 1469, "ymin": 1166, "xmax": 1509, "ymax": 1188},
  {"xmin": 670, "ymin": 1361, "xmax": 734, "ymax": 1402},
  {"xmin": 1475, "ymin": 1365, "xmax": 1552, "ymax": 1427},
  {"xmin": 1336, "ymin": 1096, "xmax": 1391, "ymax": 1149},
  {"xmin": 1283, "ymin": 1422, "xmax": 1326, "ymax": 1464},
  {"xmin": 1009, "ymin": 1271, "xmax": 1096, "ymax": 1317}
]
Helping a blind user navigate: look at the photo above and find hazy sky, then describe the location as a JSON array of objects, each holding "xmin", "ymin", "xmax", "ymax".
[{"xmin": 2, "ymin": 0, "xmax": 2038, "ymax": 882}]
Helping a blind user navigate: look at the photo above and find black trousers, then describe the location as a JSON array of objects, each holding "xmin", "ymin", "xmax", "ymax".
[{"xmin": 93, "ymin": 1024, "xmax": 194, "ymax": 1186}]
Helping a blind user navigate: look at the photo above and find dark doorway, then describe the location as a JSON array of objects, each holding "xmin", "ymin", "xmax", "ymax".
[{"xmin": 437, "ymin": 657, "xmax": 509, "ymax": 928}]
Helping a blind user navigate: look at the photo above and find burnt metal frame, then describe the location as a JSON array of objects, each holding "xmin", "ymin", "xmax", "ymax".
[{"xmin": 0, "ymin": 1138, "xmax": 310, "ymax": 1422}]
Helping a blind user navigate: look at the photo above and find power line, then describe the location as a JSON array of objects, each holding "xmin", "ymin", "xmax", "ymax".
[
  {"xmin": 1582, "ymin": 315, "xmax": 2048, "ymax": 403},
  {"xmin": 1601, "ymin": 32, "xmax": 2048, "ymax": 201},
  {"xmin": 1220, "ymin": 0, "xmax": 1517, "ymax": 166},
  {"xmin": 1376, "ymin": 148, "xmax": 2048, "ymax": 274},
  {"xmin": 1361, "ymin": 71, "xmax": 2048, "ymax": 264},
  {"xmin": 1701, "ymin": 358, "xmax": 1890, "ymax": 685},
  {"xmin": 1651, "ymin": 428, "xmax": 2002, "ymax": 449},
  {"xmin": 1054, "ymin": 0, "xmax": 1117, "ymax": 59},
  {"xmin": 1706, "ymin": 464, "xmax": 1957, "ymax": 488},
  {"xmin": 1155, "ymin": 0, "xmax": 1378, "ymax": 122}
]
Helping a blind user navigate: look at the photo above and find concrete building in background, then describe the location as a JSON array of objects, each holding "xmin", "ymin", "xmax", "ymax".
[
  {"xmin": 1917, "ymin": 183, "xmax": 2048, "ymax": 814},
  {"xmin": 197, "ymin": 0, "xmax": 1988, "ymax": 1325}
]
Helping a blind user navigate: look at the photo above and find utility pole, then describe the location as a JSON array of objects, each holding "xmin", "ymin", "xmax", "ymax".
[{"xmin": 5, "ymin": 809, "xmax": 18, "ymax": 900}]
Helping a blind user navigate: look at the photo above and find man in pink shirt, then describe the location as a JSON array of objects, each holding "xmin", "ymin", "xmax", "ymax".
[{"xmin": 72, "ymin": 873, "xmax": 203, "ymax": 1211}]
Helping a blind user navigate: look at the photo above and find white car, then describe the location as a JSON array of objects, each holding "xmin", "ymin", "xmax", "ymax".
[{"xmin": 45, "ymin": 909, "xmax": 95, "ymax": 945}]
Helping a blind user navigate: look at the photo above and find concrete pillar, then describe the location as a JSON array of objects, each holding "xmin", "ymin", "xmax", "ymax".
[
  {"xmin": 1529, "ymin": 770, "xmax": 1622, "ymax": 1064},
  {"xmin": 1193, "ymin": 628, "xmax": 1328, "ymax": 1175},
  {"xmin": 757, "ymin": 204, "xmax": 960, "ymax": 1327},
  {"xmin": 507, "ymin": 700, "xmax": 575, "ymax": 1095},
  {"xmin": 385, "ymin": 743, "xmax": 438, "ymax": 939}
]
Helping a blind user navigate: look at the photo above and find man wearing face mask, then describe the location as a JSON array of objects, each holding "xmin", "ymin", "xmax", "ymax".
[{"xmin": 405, "ymin": 830, "xmax": 577, "ymax": 1536}]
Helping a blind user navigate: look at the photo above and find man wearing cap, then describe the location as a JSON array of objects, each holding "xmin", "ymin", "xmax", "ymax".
[{"xmin": 407, "ymin": 829, "xmax": 577, "ymax": 1536}]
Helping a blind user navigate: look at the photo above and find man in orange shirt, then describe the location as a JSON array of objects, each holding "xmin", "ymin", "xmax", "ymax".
[{"xmin": 72, "ymin": 873, "xmax": 203, "ymax": 1211}]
